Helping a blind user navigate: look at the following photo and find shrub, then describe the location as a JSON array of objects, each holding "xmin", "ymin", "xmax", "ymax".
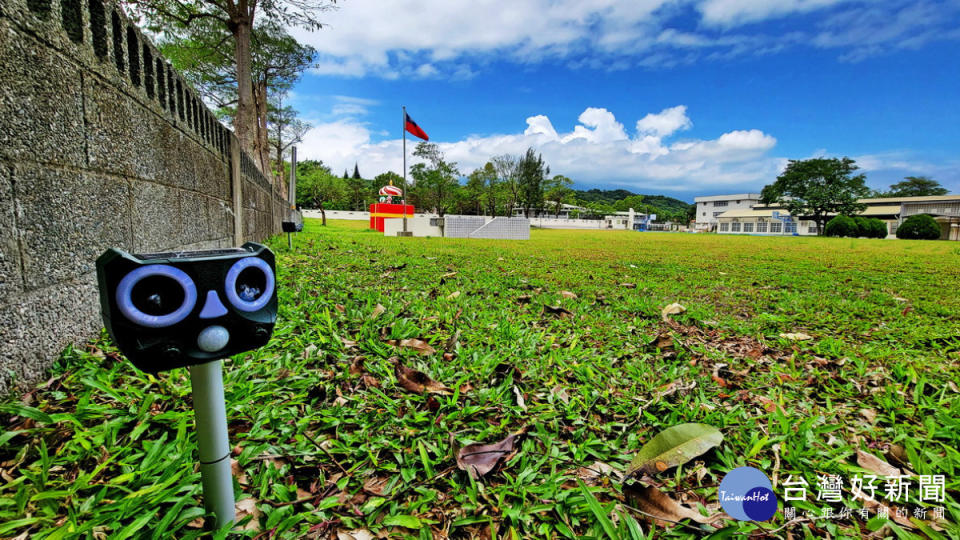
[
  {"xmin": 853, "ymin": 217, "xmax": 888, "ymax": 238},
  {"xmin": 896, "ymin": 214, "xmax": 942, "ymax": 240},
  {"xmin": 865, "ymin": 218, "xmax": 889, "ymax": 238},
  {"xmin": 825, "ymin": 215, "xmax": 857, "ymax": 237}
]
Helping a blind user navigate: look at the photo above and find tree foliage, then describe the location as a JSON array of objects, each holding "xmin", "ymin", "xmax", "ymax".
[
  {"xmin": 887, "ymin": 176, "xmax": 948, "ymax": 197},
  {"xmin": 760, "ymin": 157, "xmax": 869, "ymax": 235},
  {"xmin": 409, "ymin": 142, "xmax": 460, "ymax": 217},
  {"xmin": 544, "ymin": 175, "xmax": 574, "ymax": 217},
  {"xmin": 516, "ymin": 148, "xmax": 549, "ymax": 218},
  {"xmin": 125, "ymin": 0, "xmax": 334, "ymax": 160}
]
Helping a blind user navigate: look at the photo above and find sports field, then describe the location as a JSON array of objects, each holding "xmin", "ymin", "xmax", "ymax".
[{"xmin": 1, "ymin": 219, "xmax": 958, "ymax": 538}]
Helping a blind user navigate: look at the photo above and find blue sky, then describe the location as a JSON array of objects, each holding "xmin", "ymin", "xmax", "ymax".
[{"xmin": 286, "ymin": 0, "xmax": 960, "ymax": 201}]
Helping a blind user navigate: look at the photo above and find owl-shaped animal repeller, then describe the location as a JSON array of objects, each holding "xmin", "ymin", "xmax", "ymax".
[{"xmin": 96, "ymin": 242, "xmax": 278, "ymax": 372}]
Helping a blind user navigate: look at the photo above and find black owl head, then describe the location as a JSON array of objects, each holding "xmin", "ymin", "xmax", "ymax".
[{"xmin": 96, "ymin": 242, "xmax": 278, "ymax": 373}]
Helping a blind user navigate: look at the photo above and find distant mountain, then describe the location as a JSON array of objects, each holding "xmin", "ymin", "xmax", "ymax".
[{"xmin": 574, "ymin": 189, "xmax": 692, "ymax": 215}]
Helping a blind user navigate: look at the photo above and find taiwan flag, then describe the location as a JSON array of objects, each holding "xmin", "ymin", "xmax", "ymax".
[{"xmin": 405, "ymin": 113, "xmax": 429, "ymax": 141}]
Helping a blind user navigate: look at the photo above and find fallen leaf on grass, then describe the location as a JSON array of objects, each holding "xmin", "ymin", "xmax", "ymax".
[
  {"xmin": 302, "ymin": 344, "xmax": 318, "ymax": 359},
  {"xmin": 516, "ymin": 295, "xmax": 532, "ymax": 304},
  {"xmin": 395, "ymin": 362, "xmax": 451, "ymax": 394},
  {"xmin": 386, "ymin": 338, "xmax": 436, "ymax": 355},
  {"xmin": 235, "ymin": 498, "xmax": 262, "ymax": 531},
  {"xmin": 859, "ymin": 408, "xmax": 878, "ymax": 423},
  {"xmin": 627, "ymin": 484, "xmax": 724, "ymax": 524},
  {"xmin": 626, "ymin": 423, "xmax": 723, "ymax": 478},
  {"xmin": 370, "ymin": 303, "xmax": 385, "ymax": 319},
  {"xmin": 543, "ymin": 305, "xmax": 573, "ymax": 318},
  {"xmin": 456, "ymin": 432, "xmax": 523, "ymax": 479},
  {"xmin": 779, "ymin": 332, "xmax": 812, "ymax": 341},
  {"xmin": 560, "ymin": 290, "xmax": 578, "ymax": 299},
  {"xmin": 513, "ymin": 386, "xmax": 526, "ymax": 411},
  {"xmin": 337, "ymin": 529, "xmax": 375, "ymax": 540},
  {"xmin": 660, "ymin": 303, "xmax": 686, "ymax": 322},
  {"xmin": 446, "ymin": 291, "xmax": 461, "ymax": 300},
  {"xmin": 363, "ymin": 476, "xmax": 391, "ymax": 496},
  {"xmin": 856, "ymin": 449, "xmax": 900, "ymax": 477},
  {"xmin": 575, "ymin": 461, "xmax": 619, "ymax": 483},
  {"xmin": 621, "ymin": 283, "xmax": 637, "ymax": 289},
  {"xmin": 551, "ymin": 385, "xmax": 570, "ymax": 404},
  {"xmin": 230, "ymin": 459, "xmax": 249, "ymax": 485}
]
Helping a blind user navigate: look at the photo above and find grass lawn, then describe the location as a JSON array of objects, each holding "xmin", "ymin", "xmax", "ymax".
[{"xmin": 2, "ymin": 218, "xmax": 959, "ymax": 539}]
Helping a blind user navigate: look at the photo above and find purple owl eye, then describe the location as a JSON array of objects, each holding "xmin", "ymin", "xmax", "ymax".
[
  {"xmin": 224, "ymin": 257, "xmax": 274, "ymax": 312},
  {"xmin": 116, "ymin": 265, "xmax": 197, "ymax": 328}
]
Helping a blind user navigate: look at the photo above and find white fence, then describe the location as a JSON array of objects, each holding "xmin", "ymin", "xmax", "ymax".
[{"xmin": 302, "ymin": 209, "xmax": 625, "ymax": 230}]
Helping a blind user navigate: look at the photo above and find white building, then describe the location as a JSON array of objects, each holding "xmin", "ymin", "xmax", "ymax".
[
  {"xmin": 693, "ymin": 194, "xmax": 761, "ymax": 231},
  {"xmin": 713, "ymin": 194, "xmax": 960, "ymax": 240}
]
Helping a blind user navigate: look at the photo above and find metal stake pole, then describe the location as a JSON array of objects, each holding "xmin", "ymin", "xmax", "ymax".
[
  {"xmin": 189, "ymin": 360, "xmax": 235, "ymax": 528},
  {"xmin": 402, "ymin": 105, "xmax": 408, "ymax": 234}
]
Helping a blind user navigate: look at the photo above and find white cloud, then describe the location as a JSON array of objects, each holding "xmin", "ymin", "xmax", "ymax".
[
  {"xmin": 636, "ymin": 105, "xmax": 693, "ymax": 137},
  {"xmin": 299, "ymin": 105, "xmax": 783, "ymax": 193},
  {"xmin": 291, "ymin": 0, "xmax": 960, "ymax": 77},
  {"xmin": 698, "ymin": 0, "xmax": 846, "ymax": 26}
]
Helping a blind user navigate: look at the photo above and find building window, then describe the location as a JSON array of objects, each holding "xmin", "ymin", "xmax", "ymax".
[
  {"xmin": 714, "ymin": 201, "xmax": 728, "ymax": 207},
  {"xmin": 808, "ymin": 225, "xmax": 818, "ymax": 235},
  {"xmin": 743, "ymin": 222, "xmax": 754, "ymax": 233},
  {"xmin": 713, "ymin": 212, "xmax": 722, "ymax": 217},
  {"xmin": 770, "ymin": 222, "xmax": 782, "ymax": 233},
  {"xmin": 757, "ymin": 222, "xmax": 767, "ymax": 233},
  {"xmin": 736, "ymin": 200, "xmax": 740, "ymax": 204},
  {"xmin": 890, "ymin": 222, "xmax": 898, "ymax": 235},
  {"xmin": 731, "ymin": 222, "xmax": 741, "ymax": 232},
  {"xmin": 702, "ymin": 212, "xmax": 706, "ymax": 216},
  {"xmin": 785, "ymin": 222, "xmax": 797, "ymax": 233},
  {"xmin": 719, "ymin": 222, "xmax": 729, "ymax": 232}
]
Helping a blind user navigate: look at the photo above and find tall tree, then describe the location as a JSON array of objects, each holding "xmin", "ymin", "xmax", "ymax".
[
  {"xmin": 491, "ymin": 154, "xmax": 519, "ymax": 216},
  {"xmin": 544, "ymin": 175, "xmax": 574, "ymax": 217},
  {"xmin": 158, "ymin": 19, "xmax": 315, "ymax": 173},
  {"xmin": 296, "ymin": 160, "xmax": 345, "ymax": 225},
  {"xmin": 887, "ymin": 176, "xmax": 948, "ymax": 197},
  {"xmin": 760, "ymin": 157, "xmax": 869, "ymax": 235},
  {"xmin": 125, "ymin": 0, "xmax": 335, "ymax": 159},
  {"xmin": 516, "ymin": 148, "xmax": 549, "ymax": 218},
  {"xmin": 268, "ymin": 94, "xmax": 310, "ymax": 186},
  {"xmin": 410, "ymin": 142, "xmax": 460, "ymax": 217},
  {"xmin": 353, "ymin": 163, "xmax": 361, "ymax": 179}
]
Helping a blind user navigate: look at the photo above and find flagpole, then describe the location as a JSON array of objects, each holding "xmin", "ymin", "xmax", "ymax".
[{"xmin": 402, "ymin": 105, "xmax": 408, "ymax": 234}]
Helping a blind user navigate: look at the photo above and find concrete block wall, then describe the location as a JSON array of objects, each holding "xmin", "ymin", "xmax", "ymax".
[{"xmin": 0, "ymin": 0, "xmax": 286, "ymax": 393}]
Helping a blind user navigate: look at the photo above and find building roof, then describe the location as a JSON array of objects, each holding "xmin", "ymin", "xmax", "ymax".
[
  {"xmin": 859, "ymin": 205, "xmax": 901, "ymax": 216},
  {"xmin": 719, "ymin": 205, "xmax": 901, "ymax": 219},
  {"xmin": 694, "ymin": 193, "xmax": 761, "ymax": 202},
  {"xmin": 860, "ymin": 195, "xmax": 960, "ymax": 204}
]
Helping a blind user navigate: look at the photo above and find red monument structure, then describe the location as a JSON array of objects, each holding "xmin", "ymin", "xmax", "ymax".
[{"xmin": 369, "ymin": 182, "xmax": 414, "ymax": 232}]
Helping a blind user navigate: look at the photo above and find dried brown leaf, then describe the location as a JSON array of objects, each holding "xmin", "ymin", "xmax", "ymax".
[
  {"xmin": 543, "ymin": 305, "xmax": 573, "ymax": 318},
  {"xmin": 337, "ymin": 529, "xmax": 376, "ymax": 540},
  {"xmin": 446, "ymin": 291, "xmax": 461, "ymax": 300},
  {"xmin": 456, "ymin": 432, "xmax": 522, "ymax": 479},
  {"xmin": 856, "ymin": 449, "xmax": 900, "ymax": 477},
  {"xmin": 363, "ymin": 476, "xmax": 391, "ymax": 496},
  {"xmin": 395, "ymin": 363, "xmax": 451, "ymax": 394},
  {"xmin": 627, "ymin": 485, "xmax": 724, "ymax": 525},
  {"xmin": 390, "ymin": 338, "xmax": 437, "ymax": 355},
  {"xmin": 779, "ymin": 332, "xmax": 813, "ymax": 341},
  {"xmin": 236, "ymin": 498, "xmax": 262, "ymax": 531},
  {"xmin": 660, "ymin": 303, "xmax": 686, "ymax": 322},
  {"xmin": 370, "ymin": 303, "xmax": 386, "ymax": 319},
  {"xmin": 560, "ymin": 290, "xmax": 578, "ymax": 299}
]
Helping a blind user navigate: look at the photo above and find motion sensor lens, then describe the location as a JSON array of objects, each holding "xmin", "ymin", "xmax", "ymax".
[
  {"xmin": 132, "ymin": 275, "xmax": 187, "ymax": 316},
  {"xmin": 235, "ymin": 267, "xmax": 266, "ymax": 302}
]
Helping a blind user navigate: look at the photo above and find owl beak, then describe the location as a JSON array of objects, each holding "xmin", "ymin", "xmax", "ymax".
[{"xmin": 199, "ymin": 290, "xmax": 228, "ymax": 319}]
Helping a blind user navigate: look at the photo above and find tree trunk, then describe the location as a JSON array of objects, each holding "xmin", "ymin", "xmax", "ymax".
[
  {"xmin": 253, "ymin": 80, "xmax": 270, "ymax": 175},
  {"xmin": 320, "ymin": 202, "xmax": 326, "ymax": 226},
  {"xmin": 232, "ymin": 16, "xmax": 256, "ymax": 160}
]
